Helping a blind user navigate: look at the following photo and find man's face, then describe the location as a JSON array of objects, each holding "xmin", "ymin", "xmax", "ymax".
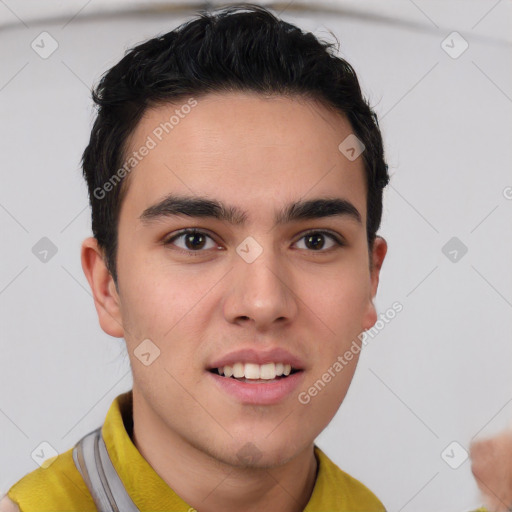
[{"xmin": 109, "ymin": 92, "xmax": 383, "ymax": 467}]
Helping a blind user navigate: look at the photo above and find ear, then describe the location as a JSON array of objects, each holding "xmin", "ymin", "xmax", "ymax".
[
  {"xmin": 361, "ymin": 236, "xmax": 388, "ymax": 331},
  {"xmin": 81, "ymin": 237, "xmax": 124, "ymax": 338}
]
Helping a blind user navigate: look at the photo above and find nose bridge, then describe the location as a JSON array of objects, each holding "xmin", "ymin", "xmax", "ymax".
[{"xmin": 224, "ymin": 235, "xmax": 297, "ymax": 326}]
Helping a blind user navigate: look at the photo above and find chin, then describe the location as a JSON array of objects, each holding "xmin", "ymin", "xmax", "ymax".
[{"xmin": 213, "ymin": 435, "xmax": 309, "ymax": 470}]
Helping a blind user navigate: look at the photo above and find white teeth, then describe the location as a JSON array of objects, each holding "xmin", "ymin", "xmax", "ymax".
[
  {"xmin": 259, "ymin": 363, "xmax": 275, "ymax": 380},
  {"xmin": 216, "ymin": 362, "xmax": 296, "ymax": 380},
  {"xmin": 244, "ymin": 363, "xmax": 260, "ymax": 379},
  {"xmin": 233, "ymin": 362, "xmax": 244, "ymax": 378}
]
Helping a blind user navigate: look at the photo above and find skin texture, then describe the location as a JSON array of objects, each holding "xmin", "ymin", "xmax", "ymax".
[
  {"xmin": 81, "ymin": 91, "xmax": 387, "ymax": 512},
  {"xmin": 0, "ymin": 496, "xmax": 20, "ymax": 512},
  {"xmin": 470, "ymin": 429, "xmax": 512, "ymax": 511}
]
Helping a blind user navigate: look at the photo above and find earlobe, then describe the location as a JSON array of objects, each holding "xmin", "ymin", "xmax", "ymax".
[{"xmin": 81, "ymin": 237, "xmax": 124, "ymax": 338}]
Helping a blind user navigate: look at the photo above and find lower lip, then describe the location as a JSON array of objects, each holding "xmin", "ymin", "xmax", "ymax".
[{"xmin": 208, "ymin": 371, "xmax": 305, "ymax": 405}]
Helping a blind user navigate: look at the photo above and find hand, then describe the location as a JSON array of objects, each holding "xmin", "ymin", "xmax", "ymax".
[{"xmin": 470, "ymin": 429, "xmax": 512, "ymax": 512}]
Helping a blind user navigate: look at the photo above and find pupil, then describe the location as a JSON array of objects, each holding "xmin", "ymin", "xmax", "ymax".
[
  {"xmin": 186, "ymin": 233, "xmax": 205, "ymax": 250},
  {"xmin": 306, "ymin": 234, "xmax": 324, "ymax": 250}
]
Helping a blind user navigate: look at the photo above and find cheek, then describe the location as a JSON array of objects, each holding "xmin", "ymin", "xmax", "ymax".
[
  {"xmin": 308, "ymin": 266, "xmax": 371, "ymax": 330},
  {"xmin": 299, "ymin": 350, "xmax": 361, "ymax": 435},
  {"xmin": 117, "ymin": 246, "xmax": 188, "ymax": 325},
  {"xmin": 117, "ymin": 261, "xmax": 217, "ymax": 364}
]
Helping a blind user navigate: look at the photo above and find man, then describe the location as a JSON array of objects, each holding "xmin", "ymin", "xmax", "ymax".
[{"xmin": 2, "ymin": 4, "xmax": 390, "ymax": 510}]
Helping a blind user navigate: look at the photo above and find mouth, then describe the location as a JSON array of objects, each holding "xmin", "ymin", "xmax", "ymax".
[
  {"xmin": 206, "ymin": 349, "xmax": 306, "ymax": 404},
  {"xmin": 208, "ymin": 362, "xmax": 302, "ymax": 383},
  {"xmin": 207, "ymin": 361, "xmax": 305, "ymax": 404}
]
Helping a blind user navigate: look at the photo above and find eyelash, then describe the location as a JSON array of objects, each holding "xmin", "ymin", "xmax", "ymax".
[{"xmin": 163, "ymin": 228, "xmax": 345, "ymax": 256}]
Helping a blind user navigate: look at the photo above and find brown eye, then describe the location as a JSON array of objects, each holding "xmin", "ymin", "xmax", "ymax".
[
  {"xmin": 165, "ymin": 229, "xmax": 218, "ymax": 252},
  {"xmin": 294, "ymin": 231, "xmax": 343, "ymax": 251}
]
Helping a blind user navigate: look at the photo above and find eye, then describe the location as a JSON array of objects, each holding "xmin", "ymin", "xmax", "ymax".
[
  {"xmin": 164, "ymin": 229, "xmax": 219, "ymax": 252},
  {"xmin": 163, "ymin": 228, "xmax": 344, "ymax": 255},
  {"xmin": 293, "ymin": 231, "xmax": 344, "ymax": 251}
]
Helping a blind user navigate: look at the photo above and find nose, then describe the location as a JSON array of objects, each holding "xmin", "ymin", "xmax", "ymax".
[{"xmin": 222, "ymin": 242, "xmax": 298, "ymax": 330}]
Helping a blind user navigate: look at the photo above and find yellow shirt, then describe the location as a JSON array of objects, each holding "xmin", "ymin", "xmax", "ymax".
[{"xmin": 7, "ymin": 390, "xmax": 386, "ymax": 511}]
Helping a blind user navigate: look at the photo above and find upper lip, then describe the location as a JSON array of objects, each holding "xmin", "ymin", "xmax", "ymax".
[{"xmin": 208, "ymin": 348, "xmax": 305, "ymax": 371}]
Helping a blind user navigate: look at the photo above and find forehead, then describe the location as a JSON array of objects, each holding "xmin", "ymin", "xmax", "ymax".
[{"xmin": 120, "ymin": 91, "xmax": 367, "ymax": 222}]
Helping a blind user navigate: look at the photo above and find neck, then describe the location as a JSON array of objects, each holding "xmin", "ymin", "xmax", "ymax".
[{"xmin": 131, "ymin": 390, "xmax": 318, "ymax": 512}]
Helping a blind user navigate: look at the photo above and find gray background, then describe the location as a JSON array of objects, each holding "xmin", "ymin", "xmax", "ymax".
[{"xmin": 1, "ymin": 1, "xmax": 511, "ymax": 510}]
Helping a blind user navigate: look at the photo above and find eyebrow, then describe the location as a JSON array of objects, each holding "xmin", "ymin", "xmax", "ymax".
[{"xmin": 139, "ymin": 194, "xmax": 362, "ymax": 226}]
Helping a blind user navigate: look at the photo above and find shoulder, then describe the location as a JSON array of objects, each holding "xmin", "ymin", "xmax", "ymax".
[
  {"xmin": 334, "ymin": 468, "xmax": 385, "ymax": 510},
  {"xmin": 0, "ymin": 495, "xmax": 20, "ymax": 512},
  {"xmin": 312, "ymin": 445, "xmax": 386, "ymax": 511},
  {"xmin": 5, "ymin": 446, "xmax": 95, "ymax": 510}
]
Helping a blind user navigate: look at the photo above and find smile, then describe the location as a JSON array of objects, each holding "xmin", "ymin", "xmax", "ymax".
[
  {"xmin": 210, "ymin": 362, "xmax": 300, "ymax": 381},
  {"xmin": 207, "ymin": 364, "xmax": 304, "ymax": 405}
]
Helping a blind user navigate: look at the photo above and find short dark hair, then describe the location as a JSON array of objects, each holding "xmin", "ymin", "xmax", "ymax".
[{"xmin": 81, "ymin": 3, "xmax": 389, "ymax": 283}]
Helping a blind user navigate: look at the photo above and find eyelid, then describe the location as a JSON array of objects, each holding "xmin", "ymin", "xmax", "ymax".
[
  {"xmin": 163, "ymin": 228, "xmax": 345, "ymax": 254},
  {"xmin": 294, "ymin": 229, "xmax": 345, "ymax": 246},
  {"xmin": 163, "ymin": 228, "xmax": 221, "ymax": 249}
]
